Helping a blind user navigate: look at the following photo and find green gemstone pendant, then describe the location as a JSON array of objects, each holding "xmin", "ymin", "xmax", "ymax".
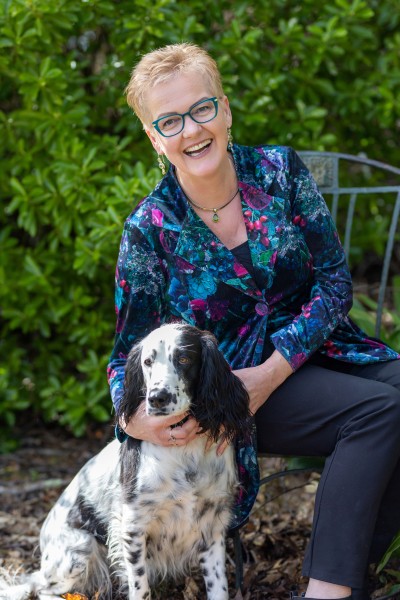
[{"xmin": 212, "ymin": 211, "xmax": 219, "ymax": 222}]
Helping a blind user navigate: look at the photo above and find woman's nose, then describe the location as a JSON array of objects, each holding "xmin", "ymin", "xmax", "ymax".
[{"xmin": 182, "ymin": 116, "xmax": 202, "ymax": 137}]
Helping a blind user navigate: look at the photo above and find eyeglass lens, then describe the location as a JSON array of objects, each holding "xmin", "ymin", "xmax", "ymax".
[{"xmin": 157, "ymin": 99, "xmax": 217, "ymax": 136}]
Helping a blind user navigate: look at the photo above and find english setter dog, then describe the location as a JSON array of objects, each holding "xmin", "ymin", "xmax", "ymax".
[{"xmin": 1, "ymin": 324, "xmax": 251, "ymax": 600}]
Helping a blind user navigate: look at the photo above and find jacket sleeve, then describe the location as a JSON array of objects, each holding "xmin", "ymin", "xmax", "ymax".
[
  {"xmin": 270, "ymin": 148, "xmax": 353, "ymax": 370},
  {"xmin": 107, "ymin": 218, "xmax": 167, "ymax": 411}
]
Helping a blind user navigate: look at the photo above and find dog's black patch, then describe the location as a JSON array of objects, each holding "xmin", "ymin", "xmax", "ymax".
[
  {"xmin": 172, "ymin": 328, "xmax": 203, "ymax": 398},
  {"xmin": 197, "ymin": 499, "xmax": 216, "ymax": 521},
  {"xmin": 67, "ymin": 494, "xmax": 107, "ymax": 545},
  {"xmin": 120, "ymin": 436, "xmax": 142, "ymax": 502},
  {"xmin": 185, "ymin": 466, "xmax": 198, "ymax": 484},
  {"xmin": 128, "ymin": 549, "xmax": 142, "ymax": 565}
]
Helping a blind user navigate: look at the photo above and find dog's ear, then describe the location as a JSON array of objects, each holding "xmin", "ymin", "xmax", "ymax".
[
  {"xmin": 116, "ymin": 341, "xmax": 145, "ymax": 424},
  {"xmin": 194, "ymin": 332, "xmax": 251, "ymax": 443}
]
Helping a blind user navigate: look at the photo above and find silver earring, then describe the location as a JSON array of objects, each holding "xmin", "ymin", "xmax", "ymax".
[
  {"xmin": 157, "ymin": 154, "xmax": 166, "ymax": 176},
  {"xmin": 227, "ymin": 127, "xmax": 233, "ymax": 151}
]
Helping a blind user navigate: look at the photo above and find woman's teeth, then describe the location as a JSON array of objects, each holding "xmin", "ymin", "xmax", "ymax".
[{"xmin": 185, "ymin": 140, "xmax": 212, "ymax": 156}]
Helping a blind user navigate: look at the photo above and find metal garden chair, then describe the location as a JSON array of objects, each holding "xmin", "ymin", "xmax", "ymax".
[{"xmin": 232, "ymin": 151, "xmax": 400, "ymax": 592}]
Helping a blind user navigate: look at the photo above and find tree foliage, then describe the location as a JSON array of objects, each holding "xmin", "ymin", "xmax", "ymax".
[{"xmin": 1, "ymin": 0, "xmax": 400, "ymax": 434}]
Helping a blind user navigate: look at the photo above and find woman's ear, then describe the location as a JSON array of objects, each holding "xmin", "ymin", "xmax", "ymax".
[
  {"xmin": 220, "ymin": 95, "xmax": 232, "ymax": 128},
  {"xmin": 145, "ymin": 127, "xmax": 163, "ymax": 155}
]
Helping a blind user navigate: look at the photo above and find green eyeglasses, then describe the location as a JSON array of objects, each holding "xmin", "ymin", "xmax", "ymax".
[{"xmin": 152, "ymin": 97, "xmax": 219, "ymax": 138}]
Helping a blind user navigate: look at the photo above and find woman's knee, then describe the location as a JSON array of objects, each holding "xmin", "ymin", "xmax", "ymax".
[
  {"xmin": 366, "ymin": 383, "xmax": 400, "ymax": 436},
  {"xmin": 354, "ymin": 359, "xmax": 400, "ymax": 393},
  {"xmin": 341, "ymin": 382, "xmax": 400, "ymax": 445},
  {"xmin": 380, "ymin": 383, "xmax": 400, "ymax": 414}
]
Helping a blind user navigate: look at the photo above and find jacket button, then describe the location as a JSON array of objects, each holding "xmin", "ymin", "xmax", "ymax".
[{"xmin": 255, "ymin": 302, "xmax": 269, "ymax": 316}]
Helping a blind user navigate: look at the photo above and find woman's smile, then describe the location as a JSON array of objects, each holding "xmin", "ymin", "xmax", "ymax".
[
  {"xmin": 183, "ymin": 138, "xmax": 213, "ymax": 157},
  {"xmin": 145, "ymin": 72, "xmax": 232, "ymax": 182}
]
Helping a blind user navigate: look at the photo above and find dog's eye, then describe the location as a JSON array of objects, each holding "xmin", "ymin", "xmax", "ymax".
[
  {"xmin": 178, "ymin": 356, "xmax": 191, "ymax": 365},
  {"xmin": 143, "ymin": 358, "xmax": 152, "ymax": 367}
]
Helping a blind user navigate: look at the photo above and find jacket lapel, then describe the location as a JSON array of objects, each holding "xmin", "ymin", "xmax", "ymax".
[
  {"xmin": 173, "ymin": 144, "xmax": 280, "ymax": 300},
  {"xmin": 174, "ymin": 206, "xmax": 262, "ymax": 300}
]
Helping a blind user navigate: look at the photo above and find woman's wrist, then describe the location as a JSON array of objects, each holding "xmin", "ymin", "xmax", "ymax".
[
  {"xmin": 234, "ymin": 350, "xmax": 293, "ymax": 415},
  {"xmin": 261, "ymin": 349, "xmax": 293, "ymax": 388}
]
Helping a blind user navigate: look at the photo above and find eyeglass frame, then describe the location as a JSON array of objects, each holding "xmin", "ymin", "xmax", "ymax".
[{"xmin": 151, "ymin": 97, "xmax": 219, "ymax": 138}]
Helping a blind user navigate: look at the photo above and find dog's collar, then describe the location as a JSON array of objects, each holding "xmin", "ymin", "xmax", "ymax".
[{"xmin": 170, "ymin": 413, "xmax": 191, "ymax": 429}]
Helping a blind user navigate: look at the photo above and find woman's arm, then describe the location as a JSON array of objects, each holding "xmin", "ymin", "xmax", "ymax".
[
  {"xmin": 270, "ymin": 148, "xmax": 353, "ymax": 371},
  {"xmin": 108, "ymin": 219, "xmax": 201, "ymax": 443},
  {"xmin": 224, "ymin": 147, "xmax": 349, "ymax": 442},
  {"xmin": 107, "ymin": 221, "xmax": 166, "ymax": 412}
]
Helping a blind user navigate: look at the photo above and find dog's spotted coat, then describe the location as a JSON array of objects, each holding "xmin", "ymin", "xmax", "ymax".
[{"xmin": 0, "ymin": 324, "xmax": 250, "ymax": 600}]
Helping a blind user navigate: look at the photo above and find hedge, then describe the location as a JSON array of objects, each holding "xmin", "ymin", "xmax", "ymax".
[{"xmin": 1, "ymin": 0, "xmax": 400, "ymax": 441}]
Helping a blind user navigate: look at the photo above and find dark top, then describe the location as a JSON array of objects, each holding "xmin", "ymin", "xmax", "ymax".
[{"xmin": 231, "ymin": 241, "xmax": 256, "ymax": 280}]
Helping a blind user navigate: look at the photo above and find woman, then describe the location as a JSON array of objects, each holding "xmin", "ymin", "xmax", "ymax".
[{"xmin": 108, "ymin": 43, "xmax": 400, "ymax": 600}]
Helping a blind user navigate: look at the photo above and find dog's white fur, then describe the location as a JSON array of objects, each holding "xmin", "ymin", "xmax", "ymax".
[{"xmin": 0, "ymin": 324, "xmax": 250, "ymax": 600}]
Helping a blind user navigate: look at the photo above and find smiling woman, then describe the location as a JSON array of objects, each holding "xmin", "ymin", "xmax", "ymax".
[
  {"xmin": 125, "ymin": 44, "xmax": 237, "ymax": 227},
  {"xmin": 108, "ymin": 42, "xmax": 400, "ymax": 600},
  {"xmin": 144, "ymin": 72, "xmax": 234, "ymax": 204}
]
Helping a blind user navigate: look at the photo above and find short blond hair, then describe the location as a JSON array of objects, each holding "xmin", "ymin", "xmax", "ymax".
[{"xmin": 125, "ymin": 43, "xmax": 225, "ymax": 125}]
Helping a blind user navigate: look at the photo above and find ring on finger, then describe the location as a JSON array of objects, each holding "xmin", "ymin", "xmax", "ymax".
[{"xmin": 169, "ymin": 430, "xmax": 177, "ymax": 445}]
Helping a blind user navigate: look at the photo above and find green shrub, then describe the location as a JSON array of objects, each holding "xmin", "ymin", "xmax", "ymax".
[{"xmin": 1, "ymin": 0, "xmax": 400, "ymax": 435}]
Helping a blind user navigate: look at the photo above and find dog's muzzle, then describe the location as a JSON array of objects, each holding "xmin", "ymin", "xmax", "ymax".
[{"xmin": 147, "ymin": 389, "xmax": 177, "ymax": 412}]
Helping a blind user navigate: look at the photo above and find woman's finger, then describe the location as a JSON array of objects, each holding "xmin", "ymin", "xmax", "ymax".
[
  {"xmin": 169, "ymin": 417, "xmax": 199, "ymax": 441},
  {"xmin": 216, "ymin": 438, "xmax": 229, "ymax": 456}
]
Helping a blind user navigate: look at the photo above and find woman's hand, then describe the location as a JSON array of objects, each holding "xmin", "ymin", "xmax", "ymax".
[
  {"xmin": 233, "ymin": 350, "xmax": 293, "ymax": 416},
  {"xmin": 121, "ymin": 351, "xmax": 292, "ymax": 453},
  {"xmin": 120, "ymin": 401, "xmax": 202, "ymax": 447}
]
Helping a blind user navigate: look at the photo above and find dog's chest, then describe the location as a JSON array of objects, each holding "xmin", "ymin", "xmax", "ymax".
[{"xmin": 133, "ymin": 442, "xmax": 237, "ymax": 548}]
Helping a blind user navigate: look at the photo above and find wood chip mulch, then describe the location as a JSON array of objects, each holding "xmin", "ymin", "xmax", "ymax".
[{"xmin": 0, "ymin": 422, "xmax": 398, "ymax": 599}]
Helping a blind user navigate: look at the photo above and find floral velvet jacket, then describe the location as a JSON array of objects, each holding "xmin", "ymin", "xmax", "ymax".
[{"xmin": 108, "ymin": 144, "xmax": 399, "ymax": 528}]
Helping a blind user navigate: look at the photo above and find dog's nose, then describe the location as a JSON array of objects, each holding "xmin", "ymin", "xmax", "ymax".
[{"xmin": 148, "ymin": 389, "xmax": 172, "ymax": 409}]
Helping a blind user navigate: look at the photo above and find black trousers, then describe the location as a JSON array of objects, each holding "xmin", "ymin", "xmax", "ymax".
[{"xmin": 254, "ymin": 354, "xmax": 400, "ymax": 589}]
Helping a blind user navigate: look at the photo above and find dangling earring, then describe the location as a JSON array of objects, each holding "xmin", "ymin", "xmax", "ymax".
[
  {"xmin": 227, "ymin": 127, "xmax": 233, "ymax": 152},
  {"xmin": 157, "ymin": 154, "xmax": 166, "ymax": 176}
]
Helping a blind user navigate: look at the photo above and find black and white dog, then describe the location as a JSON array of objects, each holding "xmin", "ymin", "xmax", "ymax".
[{"xmin": 1, "ymin": 324, "xmax": 251, "ymax": 600}]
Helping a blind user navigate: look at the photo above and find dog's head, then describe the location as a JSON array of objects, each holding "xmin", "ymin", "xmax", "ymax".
[{"xmin": 117, "ymin": 323, "xmax": 251, "ymax": 442}]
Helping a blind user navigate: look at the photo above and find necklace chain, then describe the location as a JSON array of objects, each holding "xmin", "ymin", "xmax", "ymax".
[{"xmin": 184, "ymin": 187, "xmax": 239, "ymax": 223}]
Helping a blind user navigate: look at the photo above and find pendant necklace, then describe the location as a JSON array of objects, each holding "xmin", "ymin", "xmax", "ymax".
[{"xmin": 184, "ymin": 187, "xmax": 239, "ymax": 223}]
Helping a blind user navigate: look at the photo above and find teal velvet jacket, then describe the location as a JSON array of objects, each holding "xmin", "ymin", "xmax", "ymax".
[{"xmin": 108, "ymin": 144, "xmax": 399, "ymax": 528}]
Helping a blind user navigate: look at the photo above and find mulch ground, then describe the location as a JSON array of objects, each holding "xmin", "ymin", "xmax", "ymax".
[{"xmin": 0, "ymin": 421, "xmax": 398, "ymax": 599}]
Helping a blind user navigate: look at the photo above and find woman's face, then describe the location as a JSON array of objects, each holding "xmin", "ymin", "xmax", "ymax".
[{"xmin": 144, "ymin": 71, "xmax": 232, "ymax": 183}]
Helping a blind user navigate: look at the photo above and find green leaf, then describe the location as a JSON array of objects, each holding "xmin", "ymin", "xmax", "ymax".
[
  {"xmin": 10, "ymin": 177, "xmax": 28, "ymax": 198},
  {"xmin": 24, "ymin": 255, "xmax": 43, "ymax": 278},
  {"xmin": 377, "ymin": 534, "xmax": 400, "ymax": 572}
]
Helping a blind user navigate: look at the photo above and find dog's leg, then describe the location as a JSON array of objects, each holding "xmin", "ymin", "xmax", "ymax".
[
  {"xmin": 121, "ymin": 509, "xmax": 151, "ymax": 600},
  {"xmin": 0, "ymin": 583, "xmax": 33, "ymax": 600},
  {"xmin": 0, "ymin": 571, "xmax": 66, "ymax": 600},
  {"xmin": 199, "ymin": 534, "xmax": 229, "ymax": 600},
  {"xmin": 124, "ymin": 532, "xmax": 151, "ymax": 600},
  {"xmin": 35, "ymin": 526, "xmax": 110, "ymax": 599}
]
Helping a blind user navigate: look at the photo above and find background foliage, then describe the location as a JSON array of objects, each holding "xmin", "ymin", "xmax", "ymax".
[{"xmin": 1, "ymin": 0, "xmax": 400, "ymax": 438}]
